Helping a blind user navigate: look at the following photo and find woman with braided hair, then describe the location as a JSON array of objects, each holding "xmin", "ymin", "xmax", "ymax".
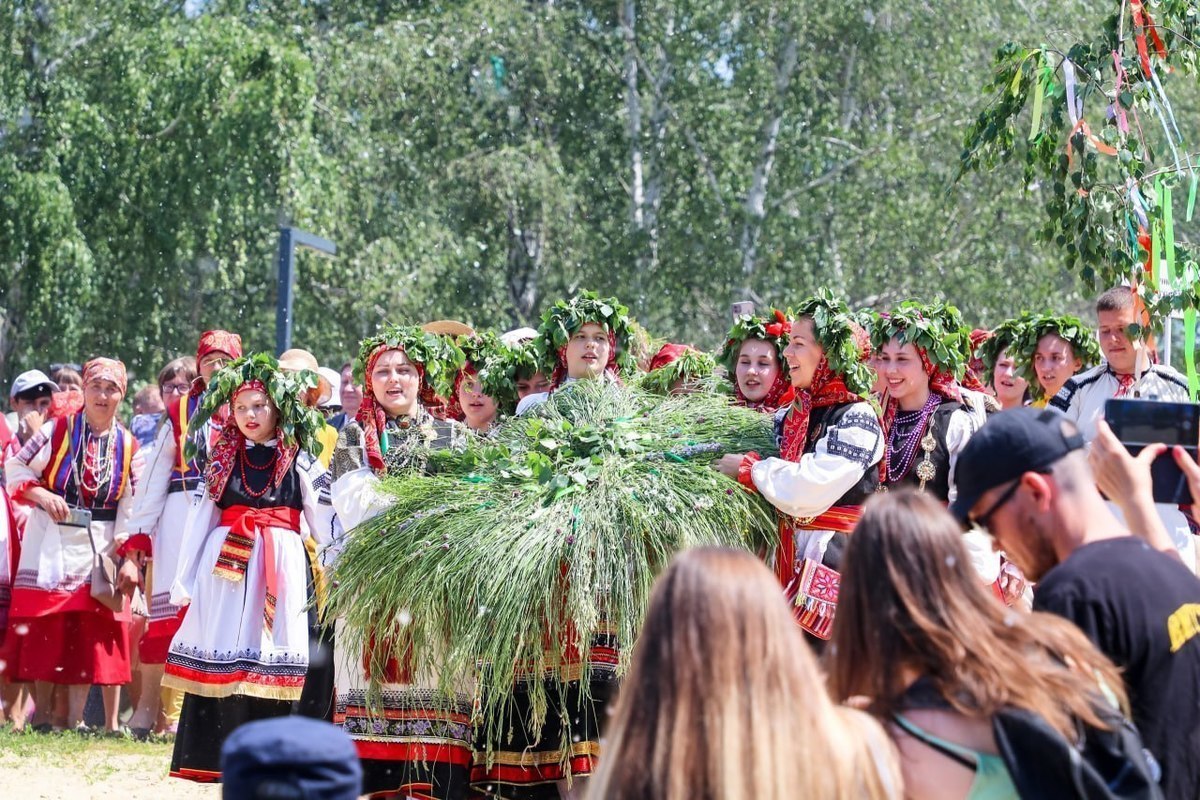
[
  {"xmin": 162, "ymin": 355, "xmax": 336, "ymax": 782},
  {"xmin": 716, "ymin": 291, "xmax": 882, "ymax": 644}
]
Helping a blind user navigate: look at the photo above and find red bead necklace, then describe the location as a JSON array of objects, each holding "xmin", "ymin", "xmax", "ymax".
[{"xmin": 238, "ymin": 444, "xmax": 279, "ymax": 498}]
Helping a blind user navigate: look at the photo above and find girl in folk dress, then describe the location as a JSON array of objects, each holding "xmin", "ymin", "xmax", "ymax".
[
  {"xmin": 162, "ymin": 356, "xmax": 335, "ymax": 782},
  {"xmin": 720, "ymin": 309, "xmax": 795, "ymax": 413},
  {"xmin": 5, "ymin": 358, "xmax": 142, "ymax": 733}
]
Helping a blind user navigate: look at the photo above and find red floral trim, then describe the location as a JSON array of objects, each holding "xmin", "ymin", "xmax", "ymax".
[{"xmin": 738, "ymin": 452, "xmax": 762, "ymax": 492}]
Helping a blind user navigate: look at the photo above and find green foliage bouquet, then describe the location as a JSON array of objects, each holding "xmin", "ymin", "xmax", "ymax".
[{"xmin": 325, "ymin": 380, "xmax": 777, "ymax": 746}]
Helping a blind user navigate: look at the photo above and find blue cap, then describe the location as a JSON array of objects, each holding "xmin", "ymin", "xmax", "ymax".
[
  {"xmin": 221, "ymin": 716, "xmax": 362, "ymax": 800},
  {"xmin": 949, "ymin": 407, "xmax": 1085, "ymax": 525}
]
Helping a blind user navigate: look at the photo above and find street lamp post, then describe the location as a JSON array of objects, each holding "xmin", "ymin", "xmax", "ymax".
[{"xmin": 275, "ymin": 226, "xmax": 337, "ymax": 355}]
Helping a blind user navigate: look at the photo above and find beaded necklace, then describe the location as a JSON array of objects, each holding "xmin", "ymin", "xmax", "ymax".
[
  {"xmin": 883, "ymin": 392, "xmax": 940, "ymax": 483},
  {"xmin": 238, "ymin": 443, "xmax": 280, "ymax": 499},
  {"xmin": 72, "ymin": 425, "xmax": 116, "ymax": 499}
]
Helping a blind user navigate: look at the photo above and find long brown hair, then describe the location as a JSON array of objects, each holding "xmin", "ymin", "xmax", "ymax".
[
  {"xmin": 828, "ymin": 490, "xmax": 1126, "ymax": 738},
  {"xmin": 588, "ymin": 547, "xmax": 900, "ymax": 800}
]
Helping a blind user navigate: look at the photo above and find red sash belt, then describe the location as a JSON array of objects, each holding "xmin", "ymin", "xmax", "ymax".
[
  {"xmin": 775, "ymin": 505, "xmax": 861, "ymax": 588},
  {"xmin": 214, "ymin": 505, "xmax": 301, "ymax": 635}
]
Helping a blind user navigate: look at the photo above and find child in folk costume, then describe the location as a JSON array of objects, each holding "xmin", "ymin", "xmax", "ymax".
[
  {"xmin": 5, "ymin": 358, "xmax": 143, "ymax": 732},
  {"xmin": 117, "ymin": 330, "xmax": 241, "ymax": 737},
  {"xmin": 329, "ymin": 325, "xmax": 473, "ymax": 800},
  {"xmin": 162, "ymin": 355, "xmax": 335, "ymax": 782},
  {"xmin": 720, "ymin": 309, "xmax": 795, "ymax": 413},
  {"xmin": 716, "ymin": 292, "xmax": 882, "ymax": 643}
]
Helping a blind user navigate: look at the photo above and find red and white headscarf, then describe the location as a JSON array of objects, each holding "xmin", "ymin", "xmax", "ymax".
[
  {"xmin": 356, "ymin": 344, "xmax": 429, "ymax": 473},
  {"xmin": 196, "ymin": 330, "xmax": 243, "ymax": 365},
  {"xmin": 204, "ymin": 378, "xmax": 297, "ymax": 500},
  {"xmin": 82, "ymin": 357, "xmax": 128, "ymax": 396}
]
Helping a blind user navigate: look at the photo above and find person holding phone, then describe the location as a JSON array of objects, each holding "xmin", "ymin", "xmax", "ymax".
[
  {"xmin": 952, "ymin": 408, "xmax": 1200, "ymax": 800},
  {"xmin": 4, "ymin": 358, "xmax": 142, "ymax": 734},
  {"xmin": 1050, "ymin": 286, "xmax": 1195, "ymax": 566}
]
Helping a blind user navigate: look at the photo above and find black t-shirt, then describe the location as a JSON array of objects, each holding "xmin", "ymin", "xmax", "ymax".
[{"xmin": 1033, "ymin": 537, "xmax": 1200, "ymax": 800}]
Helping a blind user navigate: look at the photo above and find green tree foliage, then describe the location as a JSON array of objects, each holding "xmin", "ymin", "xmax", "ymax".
[{"xmin": 0, "ymin": 0, "xmax": 1119, "ymax": 384}]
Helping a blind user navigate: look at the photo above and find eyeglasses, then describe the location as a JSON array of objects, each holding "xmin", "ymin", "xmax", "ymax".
[
  {"xmin": 161, "ymin": 381, "xmax": 190, "ymax": 396},
  {"xmin": 969, "ymin": 479, "xmax": 1022, "ymax": 532},
  {"xmin": 200, "ymin": 355, "xmax": 229, "ymax": 370}
]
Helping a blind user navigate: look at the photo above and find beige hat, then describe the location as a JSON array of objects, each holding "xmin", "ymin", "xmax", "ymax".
[
  {"xmin": 278, "ymin": 348, "xmax": 332, "ymax": 406},
  {"xmin": 421, "ymin": 320, "xmax": 475, "ymax": 338}
]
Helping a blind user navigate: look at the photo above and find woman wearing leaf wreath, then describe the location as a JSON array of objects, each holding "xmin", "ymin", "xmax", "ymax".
[
  {"xmin": 455, "ymin": 332, "xmax": 519, "ymax": 436},
  {"xmin": 715, "ymin": 291, "xmax": 882, "ymax": 643},
  {"xmin": 720, "ymin": 309, "xmax": 795, "ymax": 413},
  {"xmin": 5, "ymin": 358, "xmax": 143, "ymax": 734},
  {"xmin": 514, "ymin": 291, "xmax": 637, "ymax": 415},
  {"xmin": 639, "ymin": 343, "xmax": 717, "ymax": 395},
  {"xmin": 161, "ymin": 355, "xmax": 336, "ymax": 782},
  {"xmin": 1014, "ymin": 313, "xmax": 1100, "ymax": 408},
  {"xmin": 871, "ymin": 302, "xmax": 980, "ymax": 502},
  {"xmin": 977, "ymin": 317, "xmax": 1032, "ymax": 411},
  {"xmin": 117, "ymin": 329, "xmax": 242, "ymax": 738},
  {"xmin": 328, "ymin": 324, "xmax": 474, "ymax": 800}
]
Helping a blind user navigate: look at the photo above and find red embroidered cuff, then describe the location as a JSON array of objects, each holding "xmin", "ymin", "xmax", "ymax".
[
  {"xmin": 737, "ymin": 452, "xmax": 762, "ymax": 493},
  {"xmin": 119, "ymin": 533, "xmax": 153, "ymax": 559},
  {"xmin": 10, "ymin": 479, "xmax": 40, "ymax": 501}
]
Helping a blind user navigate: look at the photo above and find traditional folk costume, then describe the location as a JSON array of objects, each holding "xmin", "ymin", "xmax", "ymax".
[
  {"xmin": 872, "ymin": 305, "xmax": 981, "ymax": 504},
  {"xmin": 477, "ymin": 294, "xmax": 632, "ymax": 796},
  {"xmin": 163, "ymin": 360, "xmax": 336, "ymax": 782},
  {"xmin": 330, "ymin": 331, "xmax": 474, "ymax": 800},
  {"xmin": 720, "ymin": 309, "xmax": 795, "ymax": 413},
  {"xmin": 120, "ymin": 330, "xmax": 242, "ymax": 665},
  {"xmin": 0, "ymin": 415, "xmax": 18, "ymax": 647},
  {"xmin": 1012, "ymin": 313, "xmax": 1099, "ymax": 408},
  {"xmin": 736, "ymin": 294, "xmax": 882, "ymax": 642},
  {"xmin": 4, "ymin": 359, "xmax": 141, "ymax": 687}
]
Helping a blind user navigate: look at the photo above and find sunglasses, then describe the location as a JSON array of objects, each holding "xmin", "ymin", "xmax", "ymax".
[{"xmin": 968, "ymin": 468, "xmax": 1051, "ymax": 531}]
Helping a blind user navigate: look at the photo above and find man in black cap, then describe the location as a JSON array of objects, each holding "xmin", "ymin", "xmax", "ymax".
[
  {"xmin": 951, "ymin": 406, "xmax": 1200, "ymax": 800},
  {"xmin": 221, "ymin": 716, "xmax": 362, "ymax": 800}
]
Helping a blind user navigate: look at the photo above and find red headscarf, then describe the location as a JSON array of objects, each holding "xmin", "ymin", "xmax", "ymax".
[
  {"xmin": 204, "ymin": 378, "xmax": 297, "ymax": 500},
  {"xmin": 731, "ymin": 335, "xmax": 794, "ymax": 413},
  {"xmin": 648, "ymin": 343, "xmax": 694, "ymax": 372},
  {"xmin": 82, "ymin": 357, "xmax": 127, "ymax": 396},
  {"xmin": 780, "ymin": 324, "xmax": 871, "ymax": 461},
  {"xmin": 197, "ymin": 330, "xmax": 243, "ymax": 364},
  {"xmin": 963, "ymin": 328, "xmax": 992, "ymax": 393},
  {"xmin": 356, "ymin": 344, "xmax": 428, "ymax": 473},
  {"xmin": 549, "ymin": 328, "xmax": 620, "ymax": 389}
]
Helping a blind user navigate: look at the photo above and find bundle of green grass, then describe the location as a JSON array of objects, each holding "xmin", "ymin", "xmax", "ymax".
[{"xmin": 326, "ymin": 379, "xmax": 777, "ymax": 734}]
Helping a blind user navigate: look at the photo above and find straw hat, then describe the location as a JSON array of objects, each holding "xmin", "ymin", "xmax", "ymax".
[
  {"xmin": 420, "ymin": 320, "xmax": 475, "ymax": 338},
  {"xmin": 278, "ymin": 348, "xmax": 331, "ymax": 407}
]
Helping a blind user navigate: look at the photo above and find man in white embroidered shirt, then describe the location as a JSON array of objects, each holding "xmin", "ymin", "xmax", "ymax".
[{"xmin": 1051, "ymin": 285, "xmax": 1195, "ymax": 569}]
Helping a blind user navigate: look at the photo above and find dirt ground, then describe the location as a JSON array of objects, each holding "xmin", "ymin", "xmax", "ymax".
[{"xmin": 0, "ymin": 730, "xmax": 218, "ymax": 800}]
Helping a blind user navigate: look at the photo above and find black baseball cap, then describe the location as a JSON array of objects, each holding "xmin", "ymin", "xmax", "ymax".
[{"xmin": 949, "ymin": 407, "xmax": 1086, "ymax": 525}]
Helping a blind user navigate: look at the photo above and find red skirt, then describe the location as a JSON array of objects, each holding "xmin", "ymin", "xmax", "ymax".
[
  {"xmin": 138, "ymin": 609, "xmax": 185, "ymax": 665},
  {"xmin": 8, "ymin": 611, "xmax": 131, "ymax": 685}
]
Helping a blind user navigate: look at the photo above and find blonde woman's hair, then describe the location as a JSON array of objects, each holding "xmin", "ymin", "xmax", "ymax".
[{"xmin": 587, "ymin": 547, "xmax": 901, "ymax": 800}]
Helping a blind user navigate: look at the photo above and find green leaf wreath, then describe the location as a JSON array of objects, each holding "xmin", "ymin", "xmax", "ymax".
[
  {"xmin": 184, "ymin": 353, "xmax": 326, "ymax": 460},
  {"xmin": 718, "ymin": 308, "xmax": 791, "ymax": 373},
  {"xmin": 791, "ymin": 289, "xmax": 875, "ymax": 396},
  {"xmin": 458, "ymin": 331, "xmax": 520, "ymax": 413},
  {"xmin": 353, "ymin": 324, "xmax": 466, "ymax": 400},
  {"xmin": 977, "ymin": 314, "xmax": 1034, "ymax": 387},
  {"xmin": 325, "ymin": 380, "xmax": 777, "ymax": 755},
  {"xmin": 536, "ymin": 290, "xmax": 638, "ymax": 376},
  {"xmin": 1012, "ymin": 313, "xmax": 1102, "ymax": 399},
  {"xmin": 637, "ymin": 348, "xmax": 718, "ymax": 395},
  {"xmin": 870, "ymin": 300, "xmax": 972, "ymax": 378}
]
